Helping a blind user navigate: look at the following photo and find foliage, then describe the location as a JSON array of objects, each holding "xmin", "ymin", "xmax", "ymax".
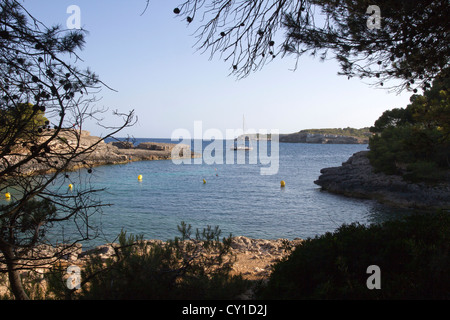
[
  {"xmin": 47, "ymin": 223, "xmax": 249, "ymax": 300},
  {"xmin": 0, "ymin": 0, "xmax": 135, "ymax": 300},
  {"xmin": 257, "ymin": 211, "xmax": 450, "ymax": 299},
  {"xmin": 284, "ymin": 0, "xmax": 449, "ymax": 92},
  {"xmin": 169, "ymin": 0, "xmax": 449, "ymax": 91},
  {"xmin": 0, "ymin": 199, "xmax": 57, "ymax": 244},
  {"xmin": 368, "ymin": 71, "xmax": 450, "ymax": 181},
  {"xmin": 0, "ymin": 103, "xmax": 48, "ymax": 139}
]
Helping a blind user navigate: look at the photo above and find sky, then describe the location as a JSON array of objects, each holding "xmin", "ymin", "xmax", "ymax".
[{"xmin": 21, "ymin": 0, "xmax": 413, "ymax": 138}]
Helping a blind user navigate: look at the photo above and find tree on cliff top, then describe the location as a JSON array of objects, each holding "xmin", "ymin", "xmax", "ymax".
[
  {"xmin": 0, "ymin": 0, "xmax": 135, "ymax": 299},
  {"xmin": 0, "ymin": 103, "xmax": 48, "ymax": 138},
  {"xmin": 157, "ymin": 0, "xmax": 449, "ymax": 92},
  {"xmin": 368, "ymin": 70, "xmax": 449, "ymax": 180}
]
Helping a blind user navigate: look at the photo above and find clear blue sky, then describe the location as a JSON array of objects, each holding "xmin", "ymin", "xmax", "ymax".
[{"xmin": 22, "ymin": 0, "xmax": 413, "ymax": 138}]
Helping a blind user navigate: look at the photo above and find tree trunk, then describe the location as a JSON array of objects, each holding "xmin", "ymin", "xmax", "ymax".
[
  {"xmin": 1, "ymin": 246, "xmax": 30, "ymax": 300},
  {"xmin": 8, "ymin": 268, "xmax": 29, "ymax": 300}
]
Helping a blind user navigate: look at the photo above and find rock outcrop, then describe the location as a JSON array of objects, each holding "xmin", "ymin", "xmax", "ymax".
[
  {"xmin": 279, "ymin": 132, "xmax": 368, "ymax": 144},
  {"xmin": 314, "ymin": 151, "xmax": 450, "ymax": 209},
  {"xmin": 1, "ymin": 130, "xmax": 199, "ymax": 175},
  {"xmin": 65, "ymin": 132, "xmax": 198, "ymax": 168},
  {"xmin": 0, "ymin": 236, "xmax": 303, "ymax": 298},
  {"xmin": 72, "ymin": 236, "xmax": 303, "ymax": 280}
]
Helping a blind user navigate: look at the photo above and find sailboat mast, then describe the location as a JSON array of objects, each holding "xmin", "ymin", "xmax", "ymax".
[{"xmin": 232, "ymin": 114, "xmax": 252, "ymax": 150}]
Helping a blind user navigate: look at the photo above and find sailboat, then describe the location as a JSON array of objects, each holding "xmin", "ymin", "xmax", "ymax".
[{"xmin": 232, "ymin": 115, "xmax": 253, "ymax": 151}]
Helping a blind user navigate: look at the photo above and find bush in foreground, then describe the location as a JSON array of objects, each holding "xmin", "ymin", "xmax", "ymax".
[{"xmin": 257, "ymin": 211, "xmax": 450, "ymax": 299}]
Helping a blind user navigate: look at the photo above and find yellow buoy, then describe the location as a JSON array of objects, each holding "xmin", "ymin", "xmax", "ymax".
[
  {"xmin": 5, "ymin": 192, "xmax": 11, "ymax": 199},
  {"xmin": 68, "ymin": 184, "xmax": 73, "ymax": 189},
  {"xmin": 203, "ymin": 179, "xmax": 206, "ymax": 184},
  {"xmin": 138, "ymin": 175, "xmax": 143, "ymax": 181},
  {"xmin": 280, "ymin": 180, "xmax": 286, "ymax": 188}
]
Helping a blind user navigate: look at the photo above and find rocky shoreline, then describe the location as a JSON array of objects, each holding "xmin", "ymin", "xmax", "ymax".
[
  {"xmin": 238, "ymin": 131, "xmax": 369, "ymax": 144},
  {"xmin": 2, "ymin": 130, "xmax": 200, "ymax": 176},
  {"xmin": 314, "ymin": 151, "xmax": 450, "ymax": 210},
  {"xmin": 76, "ymin": 236, "xmax": 303, "ymax": 280},
  {"xmin": 54, "ymin": 131, "xmax": 201, "ymax": 170}
]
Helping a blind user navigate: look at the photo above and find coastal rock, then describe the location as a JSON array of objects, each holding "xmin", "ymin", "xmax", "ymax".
[
  {"xmin": 0, "ymin": 236, "xmax": 302, "ymax": 297},
  {"xmin": 0, "ymin": 236, "xmax": 303, "ymax": 294},
  {"xmin": 314, "ymin": 151, "xmax": 450, "ymax": 209},
  {"xmin": 135, "ymin": 142, "xmax": 170, "ymax": 151},
  {"xmin": 227, "ymin": 237, "xmax": 302, "ymax": 280}
]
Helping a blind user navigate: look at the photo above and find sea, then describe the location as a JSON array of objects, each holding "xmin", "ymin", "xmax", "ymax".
[{"xmin": 2, "ymin": 138, "xmax": 415, "ymax": 248}]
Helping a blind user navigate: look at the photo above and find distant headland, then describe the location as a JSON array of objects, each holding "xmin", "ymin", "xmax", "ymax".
[
  {"xmin": 314, "ymin": 151, "xmax": 450, "ymax": 210},
  {"xmin": 237, "ymin": 127, "xmax": 371, "ymax": 144}
]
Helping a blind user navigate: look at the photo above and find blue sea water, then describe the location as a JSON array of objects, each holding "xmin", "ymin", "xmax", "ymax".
[{"xmin": 3, "ymin": 138, "xmax": 415, "ymax": 248}]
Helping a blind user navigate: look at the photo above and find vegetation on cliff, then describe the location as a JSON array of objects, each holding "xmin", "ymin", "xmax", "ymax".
[
  {"xmin": 368, "ymin": 72, "xmax": 450, "ymax": 182},
  {"xmin": 0, "ymin": 103, "xmax": 48, "ymax": 139},
  {"xmin": 300, "ymin": 128, "xmax": 371, "ymax": 139},
  {"xmin": 278, "ymin": 127, "xmax": 371, "ymax": 144},
  {"xmin": 172, "ymin": 1, "xmax": 449, "ymax": 93},
  {"xmin": 45, "ymin": 223, "xmax": 250, "ymax": 300}
]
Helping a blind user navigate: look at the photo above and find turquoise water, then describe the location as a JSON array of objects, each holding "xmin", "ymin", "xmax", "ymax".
[{"xmin": 1, "ymin": 139, "xmax": 414, "ymax": 247}]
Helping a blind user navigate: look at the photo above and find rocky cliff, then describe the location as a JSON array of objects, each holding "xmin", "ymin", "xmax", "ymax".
[
  {"xmin": 279, "ymin": 132, "xmax": 368, "ymax": 144},
  {"xmin": 0, "ymin": 236, "xmax": 303, "ymax": 298},
  {"xmin": 314, "ymin": 151, "xmax": 450, "ymax": 209},
  {"xmin": 106, "ymin": 140, "xmax": 198, "ymax": 163}
]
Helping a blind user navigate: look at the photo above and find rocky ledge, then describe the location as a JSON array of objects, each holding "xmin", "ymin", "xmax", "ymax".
[
  {"xmin": 0, "ymin": 236, "xmax": 303, "ymax": 298},
  {"xmin": 314, "ymin": 151, "xmax": 450, "ymax": 210},
  {"xmin": 60, "ymin": 131, "xmax": 200, "ymax": 170},
  {"xmin": 74, "ymin": 236, "xmax": 303, "ymax": 280}
]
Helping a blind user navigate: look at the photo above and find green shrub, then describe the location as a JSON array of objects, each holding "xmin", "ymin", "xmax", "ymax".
[
  {"xmin": 257, "ymin": 212, "xmax": 450, "ymax": 299},
  {"xmin": 368, "ymin": 73, "xmax": 450, "ymax": 182},
  {"xmin": 368, "ymin": 126, "xmax": 414, "ymax": 175},
  {"xmin": 404, "ymin": 160, "xmax": 443, "ymax": 182}
]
